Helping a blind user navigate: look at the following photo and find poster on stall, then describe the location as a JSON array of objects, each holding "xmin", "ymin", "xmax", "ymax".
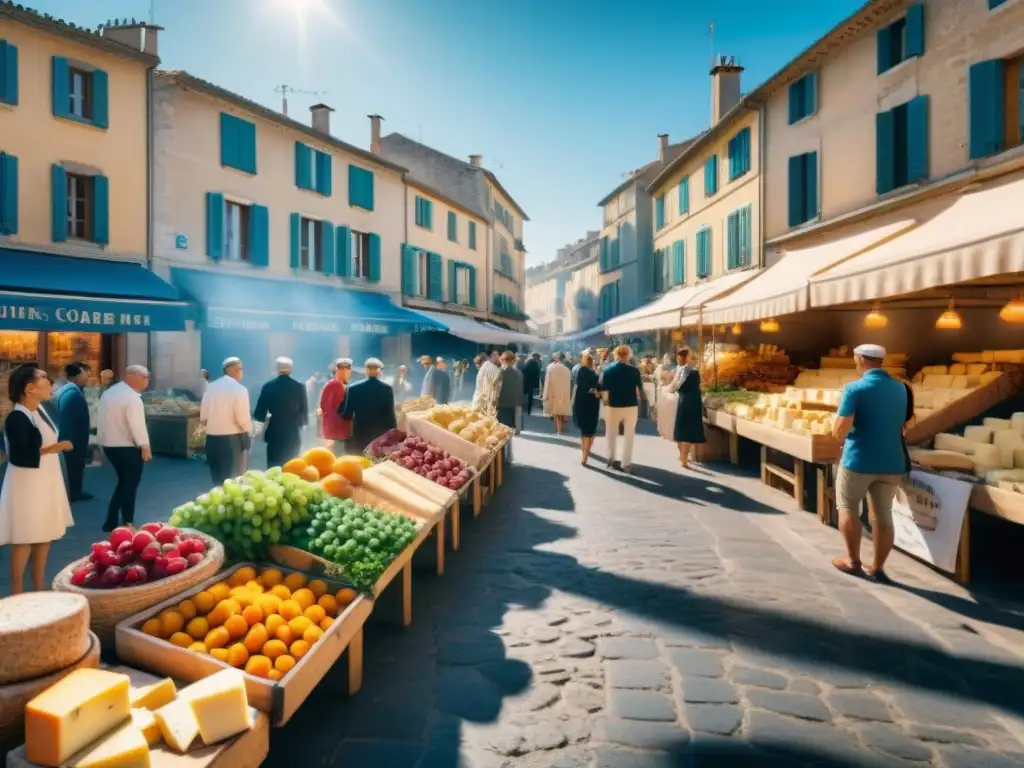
[{"xmin": 890, "ymin": 470, "xmax": 972, "ymax": 574}]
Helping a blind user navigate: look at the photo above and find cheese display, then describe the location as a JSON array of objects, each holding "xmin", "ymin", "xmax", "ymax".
[
  {"xmin": 154, "ymin": 699, "xmax": 199, "ymax": 753},
  {"xmin": 129, "ymin": 678, "xmax": 176, "ymax": 712},
  {"xmin": 65, "ymin": 720, "xmax": 150, "ymax": 768},
  {"xmin": 180, "ymin": 669, "xmax": 250, "ymax": 746},
  {"xmin": 908, "ymin": 449, "xmax": 975, "ymax": 472},
  {"xmin": 0, "ymin": 593, "xmax": 91, "ymax": 685},
  {"xmin": 917, "ymin": 413, "xmax": 1024, "ymax": 487},
  {"xmin": 721, "ymin": 387, "xmax": 839, "ymax": 436},
  {"xmin": 130, "ymin": 708, "xmax": 162, "ymax": 746},
  {"xmin": 24, "ymin": 668, "xmax": 132, "ymax": 766}
]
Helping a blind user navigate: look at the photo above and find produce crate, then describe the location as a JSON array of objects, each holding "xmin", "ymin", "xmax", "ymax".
[
  {"xmin": 146, "ymin": 413, "xmax": 201, "ymax": 458},
  {"xmin": 114, "ymin": 563, "xmax": 372, "ymax": 727}
]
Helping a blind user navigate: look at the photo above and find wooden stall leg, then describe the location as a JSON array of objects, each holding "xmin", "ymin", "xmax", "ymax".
[
  {"xmin": 473, "ymin": 475, "xmax": 482, "ymax": 516},
  {"xmin": 794, "ymin": 459, "xmax": 806, "ymax": 510},
  {"xmin": 347, "ymin": 627, "xmax": 364, "ymax": 696},
  {"xmin": 497, "ymin": 451, "xmax": 505, "ymax": 486},
  {"xmin": 954, "ymin": 508, "xmax": 971, "ymax": 584},
  {"xmin": 816, "ymin": 467, "xmax": 827, "ymax": 524},
  {"xmin": 760, "ymin": 444, "xmax": 769, "ymax": 484},
  {"xmin": 401, "ymin": 560, "xmax": 413, "ymax": 627},
  {"xmin": 435, "ymin": 512, "xmax": 446, "ymax": 576},
  {"xmin": 451, "ymin": 498, "xmax": 461, "ymax": 551},
  {"xmin": 729, "ymin": 432, "xmax": 739, "ymax": 466},
  {"xmin": 489, "ymin": 458, "xmax": 497, "ymax": 495}
]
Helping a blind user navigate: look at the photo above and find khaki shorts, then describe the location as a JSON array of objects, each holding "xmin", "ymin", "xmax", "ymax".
[{"xmin": 835, "ymin": 466, "xmax": 905, "ymax": 529}]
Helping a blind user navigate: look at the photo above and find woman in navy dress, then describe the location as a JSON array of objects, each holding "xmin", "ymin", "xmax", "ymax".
[
  {"xmin": 669, "ymin": 348, "xmax": 705, "ymax": 468},
  {"xmin": 572, "ymin": 352, "xmax": 601, "ymax": 465}
]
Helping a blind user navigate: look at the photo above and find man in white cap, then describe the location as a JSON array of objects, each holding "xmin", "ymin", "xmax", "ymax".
[
  {"xmin": 339, "ymin": 358, "xmax": 397, "ymax": 453},
  {"xmin": 254, "ymin": 357, "xmax": 308, "ymax": 468},
  {"xmin": 831, "ymin": 343, "xmax": 913, "ymax": 583},
  {"xmin": 200, "ymin": 356, "xmax": 253, "ymax": 484}
]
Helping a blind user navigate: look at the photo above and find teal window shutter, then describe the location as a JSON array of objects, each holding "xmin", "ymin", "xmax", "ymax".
[
  {"xmin": 905, "ymin": 4, "xmax": 925, "ymax": 59},
  {"xmin": 316, "ymin": 151, "xmax": 332, "ymax": 196},
  {"xmin": 427, "ymin": 252, "xmax": 442, "ymax": 300},
  {"xmin": 295, "ymin": 142, "xmax": 312, "ymax": 189},
  {"xmin": 787, "ymin": 155, "xmax": 804, "ymax": 227},
  {"xmin": 220, "ymin": 113, "xmax": 236, "ymax": 168},
  {"xmin": 611, "ymin": 235, "xmax": 620, "ymax": 268},
  {"xmin": 726, "ymin": 211, "xmax": 738, "ymax": 269},
  {"xmin": 334, "ymin": 226, "xmax": 351, "ymax": 277},
  {"xmin": 241, "ymin": 120, "xmax": 256, "ymax": 174},
  {"xmin": 468, "ymin": 221, "xmax": 477, "ymax": 250},
  {"xmin": 876, "ymin": 26, "xmax": 892, "ymax": 75},
  {"xmin": 655, "ymin": 195, "xmax": 665, "ymax": 229},
  {"xmin": 906, "ymin": 95, "xmax": 929, "ymax": 183},
  {"xmin": 704, "ymin": 156, "xmax": 718, "ymax": 196},
  {"xmin": 402, "ymin": 244, "xmax": 416, "ymax": 294},
  {"xmin": 447, "ymin": 211, "xmax": 457, "ymax": 242},
  {"xmin": 249, "ymin": 204, "xmax": 269, "ymax": 266},
  {"xmin": 321, "ymin": 221, "xmax": 335, "ymax": 275},
  {"xmin": 0, "ymin": 152, "xmax": 17, "ymax": 235},
  {"xmin": 367, "ymin": 232, "xmax": 381, "ymax": 282},
  {"xmin": 424, "ymin": 200, "xmax": 433, "ymax": 229},
  {"xmin": 468, "ymin": 265, "xmax": 477, "ymax": 307},
  {"xmin": 876, "ymin": 109, "xmax": 896, "ymax": 194},
  {"xmin": 968, "ymin": 60, "xmax": 1004, "ymax": 159},
  {"xmin": 51, "ymin": 164, "xmax": 66, "ymax": 242},
  {"xmin": 220, "ymin": 115, "xmax": 256, "ymax": 173},
  {"xmin": 787, "ymin": 79, "xmax": 801, "ymax": 125},
  {"xmin": 728, "ymin": 128, "xmax": 751, "ymax": 179},
  {"xmin": 205, "ymin": 192, "xmax": 224, "ymax": 259},
  {"xmin": 672, "ymin": 240, "xmax": 683, "ymax": 285},
  {"xmin": 0, "ymin": 41, "xmax": 18, "ymax": 105},
  {"xmin": 348, "ymin": 166, "xmax": 374, "ymax": 210},
  {"xmin": 448, "ymin": 260, "xmax": 458, "ymax": 302},
  {"xmin": 805, "ymin": 72, "xmax": 817, "ymax": 117},
  {"xmin": 92, "ymin": 69, "xmax": 108, "ymax": 129},
  {"xmin": 600, "ymin": 236, "xmax": 608, "ymax": 271},
  {"xmin": 678, "ymin": 177, "xmax": 689, "ymax": 215},
  {"xmin": 51, "ymin": 56, "xmax": 69, "ymax": 117},
  {"xmin": 804, "ymin": 152, "xmax": 818, "ymax": 224},
  {"xmin": 92, "ymin": 174, "xmax": 109, "ymax": 244},
  {"xmin": 741, "ymin": 205, "xmax": 752, "ymax": 267},
  {"xmin": 289, "ymin": 213, "xmax": 301, "ymax": 269},
  {"xmin": 989, "ymin": 0, "xmax": 1009, "ymax": 7}
]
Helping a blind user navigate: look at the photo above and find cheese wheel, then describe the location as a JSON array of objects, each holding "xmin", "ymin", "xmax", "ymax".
[
  {"xmin": 950, "ymin": 376, "xmax": 969, "ymax": 390},
  {"xmin": 0, "ymin": 593, "xmax": 90, "ymax": 684},
  {"xmin": 972, "ymin": 443, "xmax": 1001, "ymax": 466},
  {"xmin": 964, "ymin": 426, "xmax": 994, "ymax": 444},
  {"xmin": 952, "ymin": 352, "xmax": 985, "ymax": 363},
  {"xmin": 934, "ymin": 433, "xmax": 973, "ymax": 454}
]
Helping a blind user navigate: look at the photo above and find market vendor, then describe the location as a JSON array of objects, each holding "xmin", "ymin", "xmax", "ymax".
[
  {"xmin": 319, "ymin": 358, "xmax": 353, "ymax": 453},
  {"xmin": 339, "ymin": 358, "xmax": 397, "ymax": 454}
]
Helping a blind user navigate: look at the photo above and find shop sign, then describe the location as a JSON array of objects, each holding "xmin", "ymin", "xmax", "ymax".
[
  {"xmin": 0, "ymin": 295, "xmax": 186, "ymax": 332},
  {"xmin": 891, "ymin": 470, "xmax": 972, "ymax": 574},
  {"xmin": 204, "ymin": 308, "xmax": 391, "ymax": 336}
]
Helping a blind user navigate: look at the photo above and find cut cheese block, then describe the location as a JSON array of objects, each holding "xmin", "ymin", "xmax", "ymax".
[
  {"xmin": 966, "ymin": 364, "xmax": 988, "ymax": 376},
  {"xmin": 952, "ymin": 352, "xmax": 986, "ymax": 363},
  {"xmin": 131, "ymin": 708, "xmax": 162, "ymax": 746},
  {"xmin": 981, "ymin": 372, "xmax": 1002, "ymax": 385},
  {"xmin": 984, "ymin": 468, "xmax": 1024, "ymax": 486},
  {"xmin": 950, "ymin": 375, "xmax": 969, "ymax": 390},
  {"xmin": 154, "ymin": 699, "xmax": 199, "ymax": 753},
  {"xmin": 921, "ymin": 365, "xmax": 948, "ymax": 374},
  {"xmin": 24, "ymin": 668, "xmax": 131, "ymax": 766},
  {"xmin": 964, "ymin": 426, "xmax": 994, "ymax": 444},
  {"xmin": 992, "ymin": 430, "xmax": 1024, "ymax": 450},
  {"xmin": 1012, "ymin": 413, "xmax": 1024, "ymax": 431},
  {"xmin": 913, "ymin": 390, "xmax": 934, "ymax": 409},
  {"xmin": 181, "ymin": 668, "xmax": 250, "ymax": 746},
  {"xmin": 923, "ymin": 374, "xmax": 953, "ymax": 389},
  {"xmin": 984, "ymin": 417, "xmax": 1013, "ymax": 431},
  {"xmin": 908, "ymin": 449, "xmax": 975, "ymax": 472},
  {"xmin": 972, "ymin": 444, "xmax": 1002, "ymax": 470},
  {"xmin": 948, "ymin": 363, "xmax": 967, "ymax": 375},
  {"xmin": 1014, "ymin": 448, "xmax": 1024, "ymax": 469},
  {"xmin": 130, "ymin": 678, "xmax": 175, "ymax": 712},
  {"xmin": 65, "ymin": 720, "xmax": 150, "ymax": 768},
  {"xmin": 0, "ymin": 592, "xmax": 90, "ymax": 685},
  {"xmin": 933, "ymin": 433, "xmax": 973, "ymax": 454}
]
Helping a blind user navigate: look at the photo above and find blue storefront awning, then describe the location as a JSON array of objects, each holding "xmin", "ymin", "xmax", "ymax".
[
  {"xmin": 0, "ymin": 249, "xmax": 188, "ymax": 332},
  {"xmin": 171, "ymin": 268, "xmax": 446, "ymax": 336}
]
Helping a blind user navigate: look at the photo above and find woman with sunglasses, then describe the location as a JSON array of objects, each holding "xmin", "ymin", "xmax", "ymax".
[{"xmin": 0, "ymin": 365, "xmax": 74, "ymax": 593}]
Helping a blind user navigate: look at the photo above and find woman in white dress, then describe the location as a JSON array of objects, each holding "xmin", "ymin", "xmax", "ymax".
[
  {"xmin": 0, "ymin": 366, "xmax": 74, "ymax": 594},
  {"xmin": 543, "ymin": 353, "xmax": 572, "ymax": 435}
]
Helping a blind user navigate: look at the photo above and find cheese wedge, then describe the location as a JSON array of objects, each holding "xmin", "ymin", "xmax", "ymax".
[
  {"xmin": 154, "ymin": 699, "xmax": 199, "ymax": 753},
  {"xmin": 131, "ymin": 708, "xmax": 162, "ymax": 746},
  {"xmin": 24, "ymin": 668, "xmax": 132, "ymax": 766},
  {"xmin": 181, "ymin": 668, "xmax": 250, "ymax": 746},
  {"xmin": 66, "ymin": 720, "xmax": 150, "ymax": 768},
  {"xmin": 130, "ymin": 678, "xmax": 176, "ymax": 712}
]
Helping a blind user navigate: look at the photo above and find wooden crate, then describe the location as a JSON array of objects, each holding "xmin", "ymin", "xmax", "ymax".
[{"xmin": 115, "ymin": 564, "xmax": 372, "ymax": 727}]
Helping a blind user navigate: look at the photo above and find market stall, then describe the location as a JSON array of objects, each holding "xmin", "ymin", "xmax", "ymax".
[{"xmin": 144, "ymin": 391, "xmax": 203, "ymax": 458}]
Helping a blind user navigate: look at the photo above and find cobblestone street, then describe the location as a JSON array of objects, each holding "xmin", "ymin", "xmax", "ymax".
[{"xmin": 4, "ymin": 417, "xmax": 1024, "ymax": 766}]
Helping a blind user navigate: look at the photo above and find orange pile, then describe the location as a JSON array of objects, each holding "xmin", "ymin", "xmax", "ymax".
[
  {"xmin": 140, "ymin": 566, "xmax": 359, "ymax": 681},
  {"xmin": 282, "ymin": 449, "xmax": 365, "ymax": 498}
]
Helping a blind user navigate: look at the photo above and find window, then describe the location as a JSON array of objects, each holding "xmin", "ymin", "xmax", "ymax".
[
  {"xmin": 0, "ymin": 152, "xmax": 17, "ymax": 235},
  {"xmin": 704, "ymin": 155, "xmax": 718, "ymax": 197},
  {"xmin": 877, "ymin": 4, "xmax": 924, "ymax": 75},
  {"xmin": 678, "ymin": 177, "xmax": 689, "ymax": 215},
  {"xmin": 652, "ymin": 248, "xmax": 667, "ymax": 294},
  {"xmin": 726, "ymin": 205, "xmax": 753, "ymax": 269},
  {"xmin": 447, "ymin": 211, "xmax": 457, "ymax": 242},
  {"xmin": 51, "ymin": 57, "xmax": 108, "ymax": 128},
  {"xmin": 65, "ymin": 173, "xmax": 93, "ymax": 240},
  {"xmin": 348, "ymin": 165, "xmax": 374, "ymax": 210},
  {"xmin": 655, "ymin": 195, "xmax": 665, "ymax": 230},
  {"xmin": 415, "ymin": 196, "xmax": 432, "ymax": 229},
  {"xmin": 351, "ymin": 230, "xmax": 371, "ymax": 279},
  {"xmin": 69, "ymin": 67, "xmax": 92, "ymax": 121},
  {"xmin": 728, "ymin": 127, "xmax": 751, "ymax": 180},
  {"xmin": 876, "ymin": 96, "xmax": 928, "ymax": 194},
  {"xmin": 299, "ymin": 217, "xmax": 323, "ymax": 272},
  {"xmin": 207, "ymin": 194, "xmax": 267, "ymax": 265},
  {"xmin": 696, "ymin": 228, "xmax": 712, "ymax": 278},
  {"xmin": 788, "ymin": 73, "xmax": 817, "ymax": 124},
  {"xmin": 219, "ymin": 113, "xmax": 257, "ymax": 174},
  {"xmin": 295, "ymin": 143, "xmax": 332, "ymax": 196},
  {"xmin": 0, "ymin": 40, "xmax": 17, "ymax": 106},
  {"xmin": 672, "ymin": 240, "xmax": 685, "ymax": 286},
  {"xmin": 788, "ymin": 152, "xmax": 819, "ymax": 227},
  {"xmin": 968, "ymin": 56, "xmax": 1024, "ymax": 158},
  {"xmin": 417, "ymin": 250, "xmax": 430, "ymax": 298},
  {"xmin": 494, "ymin": 201, "xmax": 514, "ymax": 232},
  {"xmin": 223, "ymin": 201, "xmax": 251, "ymax": 262},
  {"xmin": 468, "ymin": 220, "xmax": 477, "ymax": 250}
]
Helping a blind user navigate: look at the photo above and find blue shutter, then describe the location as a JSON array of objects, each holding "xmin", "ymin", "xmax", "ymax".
[
  {"xmin": 655, "ymin": 195, "xmax": 665, "ymax": 229},
  {"xmin": 741, "ymin": 206, "xmax": 752, "ymax": 267},
  {"xmin": 335, "ymin": 226, "xmax": 351, "ymax": 277},
  {"xmin": 92, "ymin": 174, "xmax": 109, "ymax": 244},
  {"xmin": 672, "ymin": 241, "xmax": 684, "ymax": 285},
  {"xmin": 220, "ymin": 114, "xmax": 236, "ymax": 168},
  {"xmin": 600, "ymin": 236, "xmax": 608, "ymax": 271},
  {"xmin": 348, "ymin": 166, "xmax": 374, "ymax": 210},
  {"xmin": 877, "ymin": 26, "xmax": 892, "ymax": 75},
  {"xmin": 321, "ymin": 221, "xmax": 335, "ymax": 275},
  {"xmin": 788, "ymin": 80, "xmax": 801, "ymax": 125},
  {"xmin": 249, "ymin": 204, "xmax": 269, "ymax": 266},
  {"xmin": 805, "ymin": 72, "xmax": 817, "ymax": 117},
  {"xmin": 205, "ymin": 192, "xmax": 224, "ymax": 259},
  {"xmin": 448, "ymin": 211, "xmax": 457, "ymax": 242},
  {"xmin": 448, "ymin": 260, "xmax": 458, "ymax": 302},
  {"xmin": 295, "ymin": 142, "xmax": 312, "ymax": 189},
  {"xmin": 315, "ymin": 151, "xmax": 332, "ymax": 196},
  {"xmin": 241, "ymin": 120, "xmax": 256, "ymax": 174},
  {"xmin": 804, "ymin": 152, "xmax": 818, "ymax": 224},
  {"xmin": 468, "ymin": 265, "xmax": 477, "ymax": 307},
  {"xmin": 402, "ymin": 244, "xmax": 416, "ymax": 294},
  {"xmin": 678, "ymin": 177, "xmax": 689, "ymax": 215},
  {"xmin": 469, "ymin": 221, "xmax": 477, "ymax": 250},
  {"xmin": 0, "ymin": 41, "xmax": 17, "ymax": 105},
  {"xmin": 367, "ymin": 232, "xmax": 381, "ymax": 282},
  {"xmin": 92, "ymin": 69, "xmax": 109, "ymax": 129},
  {"xmin": 289, "ymin": 213, "xmax": 301, "ymax": 269},
  {"xmin": 51, "ymin": 164, "xmax": 66, "ymax": 242},
  {"xmin": 906, "ymin": 95, "xmax": 929, "ymax": 183},
  {"xmin": 362, "ymin": 169, "xmax": 374, "ymax": 211},
  {"xmin": 905, "ymin": 4, "xmax": 925, "ymax": 59},
  {"xmin": 787, "ymin": 154, "xmax": 804, "ymax": 227},
  {"xmin": 0, "ymin": 153, "xmax": 17, "ymax": 235},
  {"xmin": 51, "ymin": 56, "xmax": 69, "ymax": 117},
  {"xmin": 726, "ymin": 211, "xmax": 738, "ymax": 269},
  {"xmin": 424, "ymin": 199, "xmax": 432, "ymax": 229},
  {"xmin": 704, "ymin": 156, "xmax": 717, "ymax": 196},
  {"xmin": 969, "ymin": 60, "xmax": 1005, "ymax": 159},
  {"xmin": 876, "ymin": 109, "xmax": 895, "ymax": 194},
  {"xmin": 428, "ymin": 252, "xmax": 442, "ymax": 300}
]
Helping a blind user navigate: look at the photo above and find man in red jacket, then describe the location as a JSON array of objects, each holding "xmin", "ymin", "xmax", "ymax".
[{"xmin": 318, "ymin": 358, "xmax": 352, "ymax": 452}]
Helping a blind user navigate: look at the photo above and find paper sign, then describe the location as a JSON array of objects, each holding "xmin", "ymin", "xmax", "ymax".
[{"xmin": 891, "ymin": 470, "xmax": 972, "ymax": 573}]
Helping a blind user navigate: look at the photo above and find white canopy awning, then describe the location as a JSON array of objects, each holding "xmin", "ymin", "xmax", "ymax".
[
  {"xmin": 604, "ymin": 269, "xmax": 759, "ymax": 335},
  {"xmin": 415, "ymin": 310, "xmax": 526, "ymax": 345},
  {"xmin": 810, "ymin": 172, "xmax": 1024, "ymax": 307},
  {"xmin": 702, "ymin": 220, "xmax": 916, "ymax": 324},
  {"xmin": 549, "ymin": 325, "xmax": 609, "ymax": 345},
  {"xmin": 478, "ymin": 321, "xmax": 546, "ymax": 346}
]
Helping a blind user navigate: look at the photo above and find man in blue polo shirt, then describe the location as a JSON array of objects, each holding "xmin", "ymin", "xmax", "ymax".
[{"xmin": 831, "ymin": 343, "xmax": 911, "ymax": 584}]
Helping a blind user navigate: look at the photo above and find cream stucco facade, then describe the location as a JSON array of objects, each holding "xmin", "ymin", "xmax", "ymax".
[{"xmin": 489, "ymin": 182, "xmax": 527, "ymax": 326}]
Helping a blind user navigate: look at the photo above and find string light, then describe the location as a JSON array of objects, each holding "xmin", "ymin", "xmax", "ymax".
[{"xmin": 760, "ymin": 318, "xmax": 780, "ymax": 333}]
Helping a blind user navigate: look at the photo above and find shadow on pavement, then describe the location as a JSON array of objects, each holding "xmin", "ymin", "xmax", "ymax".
[{"xmin": 894, "ymin": 582, "xmax": 1024, "ymax": 633}]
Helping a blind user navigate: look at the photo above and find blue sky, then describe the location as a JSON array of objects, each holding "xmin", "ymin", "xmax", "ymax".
[{"xmin": 34, "ymin": 0, "xmax": 863, "ymax": 265}]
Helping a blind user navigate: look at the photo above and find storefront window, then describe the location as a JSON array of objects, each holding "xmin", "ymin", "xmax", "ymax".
[
  {"xmin": 0, "ymin": 331, "xmax": 42, "ymax": 428},
  {"xmin": 46, "ymin": 332, "xmax": 102, "ymax": 386}
]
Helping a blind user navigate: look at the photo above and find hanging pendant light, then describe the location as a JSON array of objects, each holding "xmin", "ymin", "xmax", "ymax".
[
  {"xmin": 864, "ymin": 302, "xmax": 888, "ymax": 329},
  {"xmin": 935, "ymin": 298, "xmax": 962, "ymax": 330},
  {"xmin": 999, "ymin": 290, "xmax": 1024, "ymax": 324},
  {"xmin": 717, "ymin": 325, "xmax": 727, "ymax": 334},
  {"xmin": 760, "ymin": 318, "xmax": 780, "ymax": 333},
  {"xmin": 730, "ymin": 324, "xmax": 742, "ymax": 335}
]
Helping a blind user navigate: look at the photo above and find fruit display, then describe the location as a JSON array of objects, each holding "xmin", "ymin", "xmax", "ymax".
[
  {"xmin": 168, "ymin": 469, "xmax": 323, "ymax": 561},
  {"xmin": 723, "ymin": 388, "xmax": 838, "ymax": 437},
  {"xmin": 287, "ymin": 497, "xmax": 421, "ymax": 591},
  {"xmin": 143, "ymin": 391, "xmax": 201, "ymax": 416},
  {"xmin": 69, "ymin": 523, "xmax": 213, "ymax": 588},
  {"xmin": 138, "ymin": 565, "xmax": 360, "ymax": 680},
  {"xmin": 282, "ymin": 447, "xmax": 372, "ymax": 483},
  {"xmin": 397, "ymin": 395, "xmax": 434, "ymax": 413},
  {"xmin": 417, "ymin": 404, "xmax": 513, "ymax": 448},
  {"xmin": 382, "ymin": 433, "xmax": 471, "ymax": 491}
]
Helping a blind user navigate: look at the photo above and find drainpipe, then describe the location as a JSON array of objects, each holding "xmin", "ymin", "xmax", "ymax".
[
  {"xmin": 146, "ymin": 64, "xmax": 156, "ymax": 375},
  {"xmin": 752, "ymin": 99, "xmax": 766, "ymax": 268}
]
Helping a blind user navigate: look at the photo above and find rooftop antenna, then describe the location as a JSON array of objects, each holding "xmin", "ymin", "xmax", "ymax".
[
  {"xmin": 273, "ymin": 85, "xmax": 325, "ymax": 117},
  {"xmin": 709, "ymin": 22, "xmax": 715, "ymax": 69}
]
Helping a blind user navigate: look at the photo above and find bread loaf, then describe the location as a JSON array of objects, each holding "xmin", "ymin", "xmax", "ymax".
[{"xmin": 0, "ymin": 593, "xmax": 90, "ymax": 684}]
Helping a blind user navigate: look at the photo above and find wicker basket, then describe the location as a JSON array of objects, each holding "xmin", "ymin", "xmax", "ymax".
[{"xmin": 51, "ymin": 530, "xmax": 225, "ymax": 650}]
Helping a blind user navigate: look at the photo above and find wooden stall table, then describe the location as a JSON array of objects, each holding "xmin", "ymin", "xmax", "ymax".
[
  {"xmin": 704, "ymin": 408, "xmax": 739, "ymax": 465},
  {"xmin": 957, "ymin": 484, "xmax": 1024, "ymax": 583},
  {"xmin": 371, "ymin": 513, "xmax": 439, "ymax": 627}
]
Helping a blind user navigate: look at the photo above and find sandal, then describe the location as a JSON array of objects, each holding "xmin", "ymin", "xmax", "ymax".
[{"xmin": 832, "ymin": 556, "xmax": 863, "ymax": 575}]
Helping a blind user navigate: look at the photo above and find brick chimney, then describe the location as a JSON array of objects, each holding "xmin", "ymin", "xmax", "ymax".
[
  {"xmin": 469, "ymin": 155, "xmax": 483, "ymax": 167},
  {"xmin": 310, "ymin": 103, "xmax": 333, "ymax": 135},
  {"xmin": 368, "ymin": 114, "xmax": 384, "ymax": 154},
  {"xmin": 99, "ymin": 18, "xmax": 162, "ymax": 56},
  {"xmin": 710, "ymin": 55, "xmax": 744, "ymax": 125},
  {"xmin": 657, "ymin": 134, "xmax": 669, "ymax": 163}
]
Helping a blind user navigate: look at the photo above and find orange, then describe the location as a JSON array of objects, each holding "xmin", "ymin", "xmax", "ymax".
[
  {"xmin": 169, "ymin": 632, "xmax": 193, "ymax": 648},
  {"xmin": 265, "ymin": 614, "xmax": 286, "ymax": 635},
  {"xmin": 283, "ymin": 572, "xmax": 307, "ymax": 592},
  {"xmin": 274, "ymin": 655, "xmax": 296, "ymax": 674},
  {"xmin": 317, "ymin": 594, "xmax": 338, "ymax": 616},
  {"xmin": 244, "ymin": 580, "xmax": 265, "ymax": 594},
  {"xmin": 243, "ymin": 623, "xmax": 269, "ymax": 654},
  {"xmin": 141, "ymin": 618, "xmax": 161, "ymax": 637},
  {"xmin": 204, "ymin": 627, "xmax": 230, "ymax": 650},
  {"xmin": 256, "ymin": 595, "xmax": 282, "ymax": 617},
  {"xmin": 319, "ymin": 616, "xmax": 334, "ymax": 632},
  {"xmin": 208, "ymin": 582, "xmax": 231, "ymax": 601},
  {"xmin": 332, "ymin": 457, "xmax": 364, "ymax": 486},
  {"xmin": 289, "ymin": 639, "xmax": 310, "ymax": 659},
  {"xmin": 242, "ymin": 605, "xmax": 264, "ymax": 627},
  {"xmin": 262, "ymin": 639, "xmax": 288, "ymax": 659},
  {"xmin": 274, "ymin": 625, "xmax": 293, "ymax": 644},
  {"xmin": 260, "ymin": 568, "xmax": 284, "ymax": 588},
  {"xmin": 300, "ymin": 465, "xmax": 321, "ymax": 483},
  {"xmin": 229, "ymin": 588, "xmax": 257, "ymax": 608},
  {"xmin": 268, "ymin": 669, "xmax": 284, "ymax": 681},
  {"xmin": 287, "ymin": 616, "xmax": 313, "ymax": 636},
  {"xmin": 159, "ymin": 611, "xmax": 185, "ymax": 638},
  {"xmin": 279, "ymin": 599, "xmax": 302, "ymax": 621},
  {"xmin": 193, "ymin": 590, "xmax": 216, "ymax": 614},
  {"xmin": 336, "ymin": 588, "xmax": 358, "ymax": 607},
  {"xmin": 269, "ymin": 585, "xmax": 292, "ymax": 601},
  {"xmin": 292, "ymin": 588, "xmax": 315, "ymax": 611},
  {"xmin": 321, "ymin": 473, "xmax": 353, "ymax": 499},
  {"xmin": 282, "ymin": 458, "xmax": 308, "ymax": 477},
  {"xmin": 210, "ymin": 648, "xmax": 230, "ymax": 663},
  {"xmin": 227, "ymin": 643, "xmax": 249, "ymax": 669},
  {"xmin": 307, "ymin": 579, "xmax": 329, "ymax": 598},
  {"xmin": 188, "ymin": 642, "xmax": 208, "ymax": 654},
  {"xmin": 304, "ymin": 605, "xmax": 326, "ymax": 624},
  {"xmin": 186, "ymin": 616, "xmax": 210, "ymax": 640},
  {"xmin": 303, "ymin": 446, "xmax": 336, "ymax": 477},
  {"xmin": 177, "ymin": 600, "xmax": 198, "ymax": 621},
  {"xmin": 223, "ymin": 614, "xmax": 249, "ymax": 639},
  {"xmin": 302, "ymin": 625, "xmax": 324, "ymax": 644},
  {"xmin": 244, "ymin": 655, "xmax": 272, "ymax": 678},
  {"xmin": 230, "ymin": 566, "xmax": 257, "ymax": 587}
]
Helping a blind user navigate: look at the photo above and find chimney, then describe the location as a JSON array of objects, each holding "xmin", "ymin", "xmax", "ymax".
[
  {"xmin": 310, "ymin": 103, "xmax": 333, "ymax": 135},
  {"xmin": 367, "ymin": 114, "xmax": 384, "ymax": 154},
  {"xmin": 469, "ymin": 154, "xmax": 483, "ymax": 167},
  {"xmin": 99, "ymin": 19, "xmax": 163, "ymax": 56},
  {"xmin": 710, "ymin": 55, "xmax": 744, "ymax": 125},
  {"xmin": 657, "ymin": 133, "xmax": 669, "ymax": 163}
]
